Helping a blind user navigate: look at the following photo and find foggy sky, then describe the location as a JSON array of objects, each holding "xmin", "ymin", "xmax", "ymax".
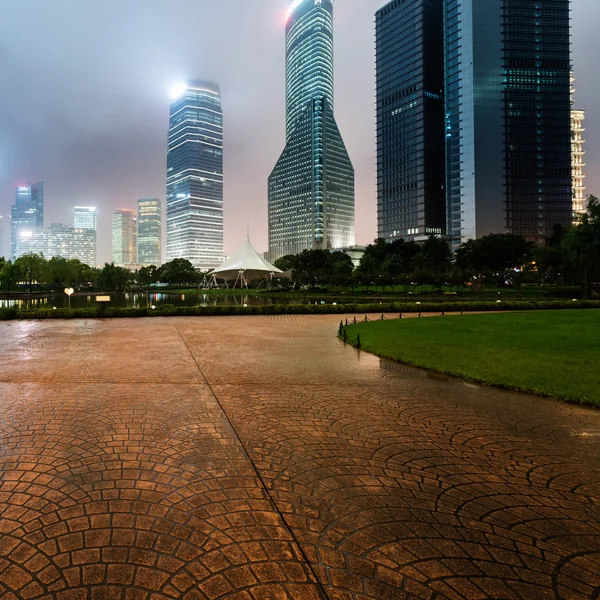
[{"xmin": 0, "ymin": 0, "xmax": 598, "ymax": 263}]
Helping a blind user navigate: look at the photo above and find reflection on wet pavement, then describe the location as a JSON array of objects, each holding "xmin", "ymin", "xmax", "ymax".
[{"xmin": 0, "ymin": 315, "xmax": 599, "ymax": 599}]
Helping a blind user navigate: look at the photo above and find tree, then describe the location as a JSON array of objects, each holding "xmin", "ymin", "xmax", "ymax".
[
  {"xmin": 44, "ymin": 257, "xmax": 77, "ymax": 289},
  {"xmin": 96, "ymin": 263, "xmax": 131, "ymax": 291},
  {"xmin": 14, "ymin": 253, "xmax": 45, "ymax": 292},
  {"xmin": 292, "ymin": 250, "xmax": 330, "ymax": 287},
  {"xmin": 455, "ymin": 234, "xmax": 535, "ymax": 276},
  {"xmin": 0, "ymin": 259, "xmax": 19, "ymax": 294},
  {"xmin": 273, "ymin": 255, "xmax": 298, "ymax": 273},
  {"xmin": 355, "ymin": 238, "xmax": 421, "ymax": 288},
  {"xmin": 157, "ymin": 258, "xmax": 198, "ymax": 286},
  {"xmin": 561, "ymin": 195, "xmax": 600, "ymax": 295},
  {"xmin": 328, "ymin": 252, "xmax": 354, "ymax": 285},
  {"xmin": 137, "ymin": 265, "xmax": 158, "ymax": 288},
  {"xmin": 421, "ymin": 236, "xmax": 452, "ymax": 273}
]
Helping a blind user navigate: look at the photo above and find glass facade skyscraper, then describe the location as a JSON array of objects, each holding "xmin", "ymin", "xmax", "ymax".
[
  {"xmin": 74, "ymin": 206, "xmax": 97, "ymax": 231},
  {"xmin": 375, "ymin": 0, "xmax": 445, "ymax": 243},
  {"xmin": 268, "ymin": 0, "xmax": 355, "ymax": 260},
  {"xmin": 10, "ymin": 182, "xmax": 44, "ymax": 259},
  {"xmin": 112, "ymin": 209, "xmax": 137, "ymax": 266},
  {"xmin": 166, "ymin": 81, "xmax": 223, "ymax": 270},
  {"xmin": 14, "ymin": 223, "xmax": 96, "ymax": 265},
  {"xmin": 444, "ymin": 0, "xmax": 572, "ymax": 247},
  {"xmin": 137, "ymin": 198, "xmax": 162, "ymax": 266},
  {"xmin": 73, "ymin": 207, "xmax": 97, "ymax": 266}
]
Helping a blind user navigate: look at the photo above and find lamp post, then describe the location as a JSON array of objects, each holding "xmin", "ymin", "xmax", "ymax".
[{"xmin": 64, "ymin": 287, "xmax": 74, "ymax": 309}]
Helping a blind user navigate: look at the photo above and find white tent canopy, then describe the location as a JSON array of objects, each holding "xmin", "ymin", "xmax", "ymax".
[{"xmin": 209, "ymin": 236, "xmax": 287, "ymax": 286}]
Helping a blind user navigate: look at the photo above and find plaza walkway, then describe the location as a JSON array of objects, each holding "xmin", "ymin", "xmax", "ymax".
[{"xmin": 0, "ymin": 315, "xmax": 599, "ymax": 600}]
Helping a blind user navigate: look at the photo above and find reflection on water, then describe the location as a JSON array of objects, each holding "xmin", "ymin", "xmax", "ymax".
[{"xmin": 0, "ymin": 292, "xmax": 352, "ymax": 310}]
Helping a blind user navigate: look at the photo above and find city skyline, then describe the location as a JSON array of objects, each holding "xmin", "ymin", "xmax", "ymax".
[{"xmin": 0, "ymin": 0, "xmax": 599, "ymax": 262}]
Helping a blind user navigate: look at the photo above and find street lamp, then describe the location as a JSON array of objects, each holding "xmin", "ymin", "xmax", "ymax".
[{"xmin": 64, "ymin": 287, "xmax": 74, "ymax": 309}]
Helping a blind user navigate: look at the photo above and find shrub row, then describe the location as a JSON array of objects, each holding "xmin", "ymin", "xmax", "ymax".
[{"xmin": 1, "ymin": 300, "xmax": 600, "ymax": 321}]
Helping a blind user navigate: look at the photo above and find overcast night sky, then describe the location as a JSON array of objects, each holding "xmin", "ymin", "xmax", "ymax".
[{"xmin": 0, "ymin": 0, "xmax": 598, "ymax": 263}]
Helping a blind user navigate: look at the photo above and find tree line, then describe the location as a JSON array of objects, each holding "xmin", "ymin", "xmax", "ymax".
[
  {"xmin": 274, "ymin": 196, "xmax": 600, "ymax": 294},
  {"xmin": 0, "ymin": 255, "xmax": 203, "ymax": 294}
]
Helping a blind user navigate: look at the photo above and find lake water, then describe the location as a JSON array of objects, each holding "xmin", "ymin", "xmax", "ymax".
[{"xmin": 0, "ymin": 292, "xmax": 362, "ymax": 310}]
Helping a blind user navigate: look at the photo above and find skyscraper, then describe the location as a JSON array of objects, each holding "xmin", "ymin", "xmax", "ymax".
[
  {"xmin": 73, "ymin": 206, "xmax": 97, "ymax": 266},
  {"xmin": 31, "ymin": 182, "xmax": 44, "ymax": 226},
  {"xmin": 137, "ymin": 198, "xmax": 162, "ymax": 266},
  {"xmin": 268, "ymin": 0, "xmax": 355, "ymax": 260},
  {"xmin": 166, "ymin": 81, "xmax": 223, "ymax": 270},
  {"xmin": 74, "ymin": 206, "xmax": 97, "ymax": 230},
  {"xmin": 375, "ymin": 0, "xmax": 445, "ymax": 243},
  {"xmin": 15, "ymin": 223, "xmax": 96, "ymax": 265},
  {"xmin": 571, "ymin": 76, "xmax": 586, "ymax": 218},
  {"xmin": 444, "ymin": 0, "xmax": 572, "ymax": 247},
  {"xmin": 112, "ymin": 209, "xmax": 137, "ymax": 266},
  {"xmin": 10, "ymin": 182, "xmax": 44, "ymax": 259}
]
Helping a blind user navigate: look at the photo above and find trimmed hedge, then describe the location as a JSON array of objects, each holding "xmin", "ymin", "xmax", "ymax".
[{"xmin": 1, "ymin": 300, "xmax": 600, "ymax": 321}]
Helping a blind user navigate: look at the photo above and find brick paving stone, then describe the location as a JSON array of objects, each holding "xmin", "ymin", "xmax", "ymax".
[{"xmin": 1, "ymin": 315, "xmax": 600, "ymax": 599}]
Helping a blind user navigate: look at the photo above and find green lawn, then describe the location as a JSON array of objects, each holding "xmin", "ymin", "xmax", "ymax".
[{"xmin": 344, "ymin": 310, "xmax": 600, "ymax": 406}]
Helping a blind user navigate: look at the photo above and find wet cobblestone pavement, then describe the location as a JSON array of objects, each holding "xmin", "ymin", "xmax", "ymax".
[{"xmin": 0, "ymin": 316, "xmax": 599, "ymax": 600}]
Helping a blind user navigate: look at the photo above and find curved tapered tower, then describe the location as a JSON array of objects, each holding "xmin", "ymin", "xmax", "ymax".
[{"xmin": 268, "ymin": 0, "xmax": 354, "ymax": 260}]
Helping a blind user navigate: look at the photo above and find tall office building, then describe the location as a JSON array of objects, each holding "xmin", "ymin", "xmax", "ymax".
[
  {"xmin": 15, "ymin": 223, "xmax": 96, "ymax": 265},
  {"xmin": 268, "ymin": 0, "xmax": 355, "ymax": 260},
  {"xmin": 15, "ymin": 228, "xmax": 47, "ymax": 257},
  {"xmin": 10, "ymin": 182, "xmax": 44, "ymax": 259},
  {"xmin": 31, "ymin": 182, "xmax": 44, "ymax": 225},
  {"xmin": 74, "ymin": 206, "xmax": 97, "ymax": 230},
  {"xmin": 571, "ymin": 76, "xmax": 586, "ymax": 218},
  {"xmin": 137, "ymin": 198, "xmax": 162, "ymax": 266},
  {"xmin": 73, "ymin": 206, "xmax": 97, "ymax": 266},
  {"xmin": 112, "ymin": 209, "xmax": 137, "ymax": 266},
  {"xmin": 166, "ymin": 81, "xmax": 223, "ymax": 270},
  {"xmin": 375, "ymin": 0, "xmax": 445, "ymax": 243},
  {"xmin": 444, "ymin": 0, "xmax": 572, "ymax": 247}
]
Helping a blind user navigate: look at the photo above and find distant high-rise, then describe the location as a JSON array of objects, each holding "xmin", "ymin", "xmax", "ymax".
[
  {"xmin": 112, "ymin": 209, "xmax": 137, "ymax": 266},
  {"xmin": 74, "ymin": 206, "xmax": 97, "ymax": 231},
  {"xmin": 137, "ymin": 198, "xmax": 162, "ymax": 266},
  {"xmin": 571, "ymin": 76, "xmax": 586, "ymax": 218},
  {"xmin": 10, "ymin": 182, "xmax": 44, "ymax": 259},
  {"xmin": 73, "ymin": 206, "xmax": 97, "ymax": 266},
  {"xmin": 268, "ymin": 0, "xmax": 355, "ymax": 260},
  {"xmin": 375, "ymin": 0, "xmax": 445, "ymax": 243},
  {"xmin": 31, "ymin": 182, "xmax": 44, "ymax": 226},
  {"xmin": 15, "ymin": 223, "xmax": 96, "ymax": 265},
  {"xmin": 166, "ymin": 81, "xmax": 223, "ymax": 270},
  {"xmin": 444, "ymin": 0, "xmax": 572, "ymax": 247}
]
